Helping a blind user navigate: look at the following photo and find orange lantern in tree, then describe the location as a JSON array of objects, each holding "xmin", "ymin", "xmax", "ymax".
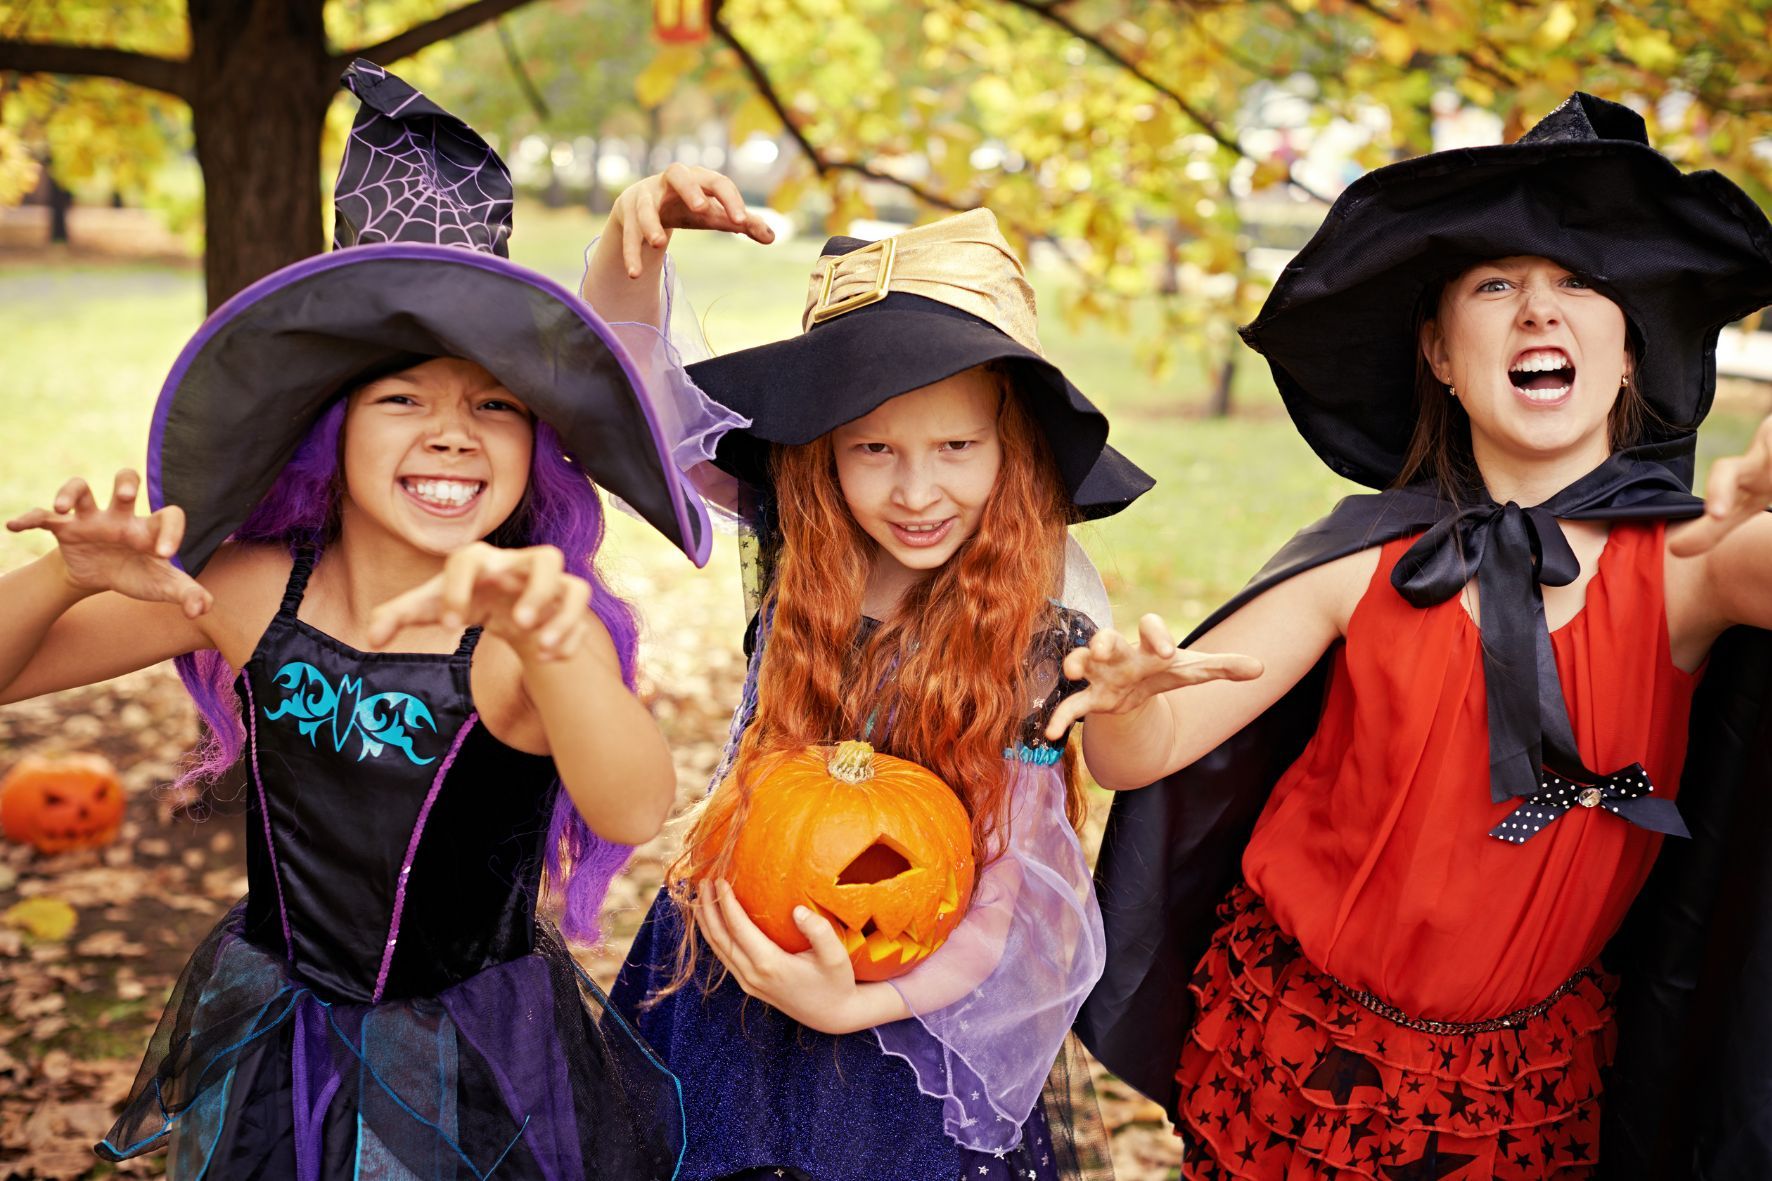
[
  {"xmin": 654, "ymin": 0, "xmax": 710, "ymax": 44},
  {"xmin": 0, "ymin": 754, "xmax": 126, "ymax": 855},
  {"xmin": 715, "ymin": 741, "xmax": 975, "ymax": 982}
]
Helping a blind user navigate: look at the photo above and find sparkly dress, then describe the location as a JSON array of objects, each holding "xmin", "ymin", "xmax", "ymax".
[
  {"xmin": 1177, "ymin": 522, "xmax": 1700, "ymax": 1179},
  {"xmin": 99, "ymin": 549, "xmax": 685, "ymax": 1179},
  {"xmin": 613, "ymin": 608, "xmax": 1111, "ymax": 1181}
]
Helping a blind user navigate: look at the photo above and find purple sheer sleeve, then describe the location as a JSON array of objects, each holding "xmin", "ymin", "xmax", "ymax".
[
  {"xmin": 580, "ymin": 242, "xmax": 748, "ymax": 512},
  {"xmin": 873, "ymin": 758, "xmax": 1106, "ymax": 1153}
]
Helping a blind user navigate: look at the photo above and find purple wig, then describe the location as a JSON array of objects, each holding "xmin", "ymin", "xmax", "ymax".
[{"xmin": 174, "ymin": 399, "xmax": 640, "ymax": 944}]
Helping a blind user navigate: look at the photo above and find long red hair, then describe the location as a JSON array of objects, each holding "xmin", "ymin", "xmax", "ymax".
[{"xmin": 663, "ymin": 368, "xmax": 1082, "ymax": 990}]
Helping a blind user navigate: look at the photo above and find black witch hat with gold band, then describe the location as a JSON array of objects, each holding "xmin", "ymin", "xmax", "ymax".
[{"xmin": 686, "ymin": 209, "xmax": 1154, "ymax": 520}]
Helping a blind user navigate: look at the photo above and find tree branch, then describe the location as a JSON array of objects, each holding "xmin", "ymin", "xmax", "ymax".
[
  {"xmin": 1337, "ymin": 0, "xmax": 1522, "ymax": 89},
  {"xmin": 711, "ymin": 8, "xmax": 965, "ymax": 213},
  {"xmin": 987, "ymin": 0, "xmax": 1332, "ymax": 203},
  {"xmin": 339, "ymin": 0, "xmax": 537, "ymax": 68},
  {"xmin": 711, "ymin": 6, "xmax": 1099, "ymax": 279},
  {"xmin": 0, "ymin": 40, "xmax": 189, "ymax": 101},
  {"xmin": 495, "ymin": 18, "xmax": 549, "ymax": 122}
]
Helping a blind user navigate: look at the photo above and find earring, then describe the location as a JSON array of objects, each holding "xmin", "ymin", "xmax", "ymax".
[
  {"xmin": 1620, "ymin": 373, "xmax": 1631, "ymax": 390},
  {"xmin": 1447, "ymin": 385, "xmax": 1457, "ymax": 398}
]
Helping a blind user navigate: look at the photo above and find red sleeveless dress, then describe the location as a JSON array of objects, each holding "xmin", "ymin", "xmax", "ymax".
[{"xmin": 1175, "ymin": 521, "xmax": 1701, "ymax": 1180}]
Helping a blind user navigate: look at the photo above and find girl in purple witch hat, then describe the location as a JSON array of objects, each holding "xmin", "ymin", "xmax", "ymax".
[{"xmin": 0, "ymin": 62, "xmax": 734, "ymax": 1179}]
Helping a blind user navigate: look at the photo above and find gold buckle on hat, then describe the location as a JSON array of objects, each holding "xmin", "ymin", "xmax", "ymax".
[{"xmin": 809, "ymin": 238, "xmax": 897, "ymax": 324}]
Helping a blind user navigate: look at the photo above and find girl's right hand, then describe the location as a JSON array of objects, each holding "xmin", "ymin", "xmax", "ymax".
[
  {"xmin": 608, "ymin": 163, "xmax": 776, "ymax": 279},
  {"xmin": 5, "ymin": 471, "xmax": 212, "ymax": 618}
]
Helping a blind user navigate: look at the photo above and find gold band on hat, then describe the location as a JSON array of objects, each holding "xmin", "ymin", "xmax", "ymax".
[{"xmin": 800, "ymin": 208, "xmax": 1043, "ymax": 355}]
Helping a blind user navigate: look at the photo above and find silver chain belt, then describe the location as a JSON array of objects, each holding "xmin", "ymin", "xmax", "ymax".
[{"xmin": 1329, "ymin": 968, "xmax": 1594, "ymax": 1036}]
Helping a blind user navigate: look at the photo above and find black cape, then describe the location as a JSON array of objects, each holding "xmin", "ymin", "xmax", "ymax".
[{"xmin": 1076, "ymin": 470, "xmax": 1772, "ymax": 1179}]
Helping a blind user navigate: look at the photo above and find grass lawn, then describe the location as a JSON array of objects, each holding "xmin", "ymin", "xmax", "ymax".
[{"xmin": 1, "ymin": 202, "xmax": 1767, "ymax": 630}]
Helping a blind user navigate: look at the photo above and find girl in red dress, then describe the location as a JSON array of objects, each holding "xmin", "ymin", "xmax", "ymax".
[{"xmin": 1063, "ymin": 94, "xmax": 1772, "ymax": 1177}]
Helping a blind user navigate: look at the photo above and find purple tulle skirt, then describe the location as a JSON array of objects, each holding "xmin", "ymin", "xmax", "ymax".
[{"xmin": 99, "ymin": 904, "xmax": 684, "ymax": 1179}]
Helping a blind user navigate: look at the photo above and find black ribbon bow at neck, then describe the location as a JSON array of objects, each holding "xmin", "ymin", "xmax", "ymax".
[{"xmin": 1387, "ymin": 451, "xmax": 1702, "ymax": 844}]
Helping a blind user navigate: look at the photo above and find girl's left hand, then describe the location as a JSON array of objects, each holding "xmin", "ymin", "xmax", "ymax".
[
  {"xmin": 1670, "ymin": 414, "xmax": 1772, "ymax": 557},
  {"xmin": 1044, "ymin": 613, "xmax": 1264, "ymax": 740},
  {"xmin": 695, "ymin": 879, "xmax": 907, "ymax": 1035},
  {"xmin": 366, "ymin": 542, "xmax": 592, "ymax": 662}
]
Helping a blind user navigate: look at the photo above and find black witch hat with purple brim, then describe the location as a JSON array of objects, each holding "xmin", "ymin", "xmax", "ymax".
[{"xmin": 147, "ymin": 60, "xmax": 713, "ymax": 573}]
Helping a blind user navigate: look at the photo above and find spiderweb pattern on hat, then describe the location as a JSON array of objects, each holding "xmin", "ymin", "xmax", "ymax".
[{"xmin": 332, "ymin": 59, "xmax": 513, "ymax": 256}]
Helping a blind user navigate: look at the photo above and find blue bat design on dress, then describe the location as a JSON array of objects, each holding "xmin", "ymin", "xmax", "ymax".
[{"xmin": 263, "ymin": 662, "xmax": 439, "ymax": 766}]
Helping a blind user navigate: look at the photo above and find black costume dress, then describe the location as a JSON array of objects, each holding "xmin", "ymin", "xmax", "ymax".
[{"xmin": 100, "ymin": 549, "xmax": 685, "ymax": 1180}]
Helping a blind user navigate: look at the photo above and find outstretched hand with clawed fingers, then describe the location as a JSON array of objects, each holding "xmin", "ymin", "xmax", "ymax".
[
  {"xmin": 1043, "ymin": 613, "xmax": 1264, "ymax": 741},
  {"xmin": 1670, "ymin": 414, "xmax": 1772, "ymax": 557},
  {"xmin": 608, "ymin": 162, "xmax": 776, "ymax": 280},
  {"xmin": 5, "ymin": 470, "xmax": 211, "ymax": 618},
  {"xmin": 365, "ymin": 541, "xmax": 598, "ymax": 664}
]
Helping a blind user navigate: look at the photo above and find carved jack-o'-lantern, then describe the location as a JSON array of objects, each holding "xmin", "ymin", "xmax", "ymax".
[
  {"xmin": 724, "ymin": 741, "xmax": 975, "ymax": 981},
  {"xmin": 0, "ymin": 754, "xmax": 126, "ymax": 855}
]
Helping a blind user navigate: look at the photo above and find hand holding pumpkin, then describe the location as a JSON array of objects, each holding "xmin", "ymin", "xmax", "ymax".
[
  {"xmin": 5, "ymin": 470, "xmax": 211, "ymax": 618},
  {"xmin": 1044, "ymin": 613, "xmax": 1264, "ymax": 740},
  {"xmin": 695, "ymin": 878, "xmax": 911, "ymax": 1035}
]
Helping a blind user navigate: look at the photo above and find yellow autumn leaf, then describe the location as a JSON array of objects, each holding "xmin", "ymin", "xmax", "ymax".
[
  {"xmin": 1376, "ymin": 23, "xmax": 1415, "ymax": 67},
  {"xmin": 1533, "ymin": 1, "xmax": 1578, "ymax": 49},
  {"xmin": 634, "ymin": 45, "xmax": 700, "ymax": 110},
  {"xmin": 1456, "ymin": 76, "xmax": 1497, "ymax": 110},
  {"xmin": 1617, "ymin": 27, "xmax": 1680, "ymax": 72},
  {"xmin": 1249, "ymin": 159, "xmax": 1293, "ymax": 191},
  {"xmin": 731, "ymin": 93, "xmax": 782, "ymax": 145},
  {"xmin": 769, "ymin": 172, "xmax": 812, "ymax": 215},
  {"xmin": 3, "ymin": 897, "xmax": 77, "ymax": 942}
]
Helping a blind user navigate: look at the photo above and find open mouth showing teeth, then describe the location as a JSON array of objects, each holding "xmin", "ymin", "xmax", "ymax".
[
  {"xmin": 1508, "ymin": 348, "xmax": 1575, "ymax": 402},
  {"xmin": 401, "ymin": 478, "xmax": 484, "ymax": 508}
]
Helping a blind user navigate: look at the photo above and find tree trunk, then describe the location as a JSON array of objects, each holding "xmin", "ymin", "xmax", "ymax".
[
  {"xmin": 44, "ymin": 169, "xmax": 71, "ymax": 244},
  {"xmin": 586, "ymin": 136, "xmax": 605, "ymax": 213},
  {"xmin": 187, "ymin": 0, "xmax": 335, "ymax": 310},
  {"xmin": 1209, "ymin": 352, "xmax": 1236, "ymax": 418}
]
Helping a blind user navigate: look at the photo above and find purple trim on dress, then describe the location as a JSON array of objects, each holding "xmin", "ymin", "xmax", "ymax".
[
  {"xmin": 145, "ymin": 242, "xmax": 712, "ymax": 568},
  {"xmin": 239, "ymin": 676, "xmax": 295, "ymax": 961},
  {"xmin": 291, "ymin": 995, "xmax": 342, "ymax": 1181},
  {"xmin": 373, "ymin": 711, "xmax": 479, "ymax": 1004}
]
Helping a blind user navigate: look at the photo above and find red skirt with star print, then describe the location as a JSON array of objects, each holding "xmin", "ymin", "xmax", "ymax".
[{"xmin": 1175, "ymin": 884, "xmax": 1613, "ymax": 1179}]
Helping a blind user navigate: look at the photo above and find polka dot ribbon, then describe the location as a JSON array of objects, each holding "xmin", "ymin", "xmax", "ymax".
[{"xmin": 1489, "ymin": 762, "xmax": 1691, "ymax": 844}]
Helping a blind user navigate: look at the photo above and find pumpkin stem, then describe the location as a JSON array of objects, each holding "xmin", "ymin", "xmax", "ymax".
[{"xmin": 828, "ymin": 741, "xmax": 877, "ymax": 784}]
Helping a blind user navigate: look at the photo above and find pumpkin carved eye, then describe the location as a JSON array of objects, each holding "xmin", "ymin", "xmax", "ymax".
[{"xmin": 838, "ymin": 840, "xmax": 913, "ymax": 885}]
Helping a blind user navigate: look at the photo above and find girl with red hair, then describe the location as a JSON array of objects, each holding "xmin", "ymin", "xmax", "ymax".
[{"xmin": 581, "ymin": 169, "xmax": 1255, "ymax": 1181}]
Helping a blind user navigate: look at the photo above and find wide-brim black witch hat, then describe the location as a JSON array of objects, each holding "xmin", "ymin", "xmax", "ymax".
[
  {"xmin": 1241, "ymin": 92, "xmax": 1772, "ymax": 489},
  {"xmin": 685, "ymin": 209, "xmax": 1153, "ymax": 520},
  {"xmin": 147, "ymin": 60, "xmax": 712, "ymax": 572}
]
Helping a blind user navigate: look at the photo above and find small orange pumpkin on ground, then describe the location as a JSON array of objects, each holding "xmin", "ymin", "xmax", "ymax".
[
  {"xmin": 0, "ymin": 754, "xmax": 126, "ymax": 855},
  {"xmin": 720, "ymin": 740, "xmax": 976, "ymax": 982}
]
